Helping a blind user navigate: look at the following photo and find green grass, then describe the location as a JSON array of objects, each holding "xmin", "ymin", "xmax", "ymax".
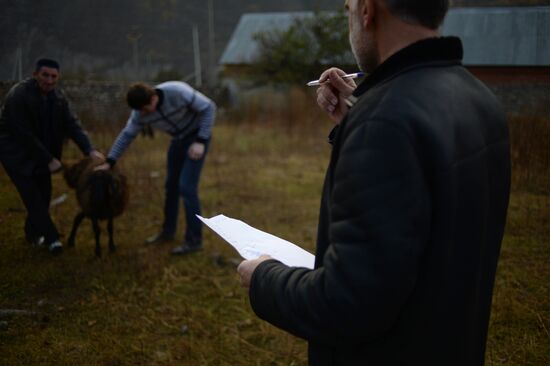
[{"xmin": 0, "ymin": 106, "xmax": 548, "ymax": 365}]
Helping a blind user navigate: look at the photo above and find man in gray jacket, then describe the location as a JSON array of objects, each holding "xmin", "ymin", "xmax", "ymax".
[
  {"xmin": 237, "ymin": 0, "xmax": 511, "ymax": 365},
  {"xmin": 96, "ymin": 81, "xmax": 215, "ymax": 255}
]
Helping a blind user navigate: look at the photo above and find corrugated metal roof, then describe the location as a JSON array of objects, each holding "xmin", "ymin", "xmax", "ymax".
[
  {"xmin": 219, "ymin": 12, "xmax": 314, "ymax": 65},
  {"xmin": 220, "ymin": 7, "xmax": 550, "ymax": 66},
  {"xmin": 441, "ymin": 7, "xmax": 550, "ymax": 65}
]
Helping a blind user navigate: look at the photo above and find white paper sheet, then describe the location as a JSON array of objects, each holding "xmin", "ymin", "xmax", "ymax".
[{"xmin": 197, "ymin": 214, "xmax": 315, "ymax": 269}]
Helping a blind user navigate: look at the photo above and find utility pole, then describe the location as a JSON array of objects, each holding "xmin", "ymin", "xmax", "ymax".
[
  {"xmin": 127, "ymin": 32, "xmax": 142, "ymax": 75},
  {"xmin": 146, "ymin": 50, "xmax": 153, "ymax": 75},
  {"xmin": 193, "ymin": 24, "xmax": 202, "ymax": 88},
  {"xmin": 207, "ymin": 0, "xmax": 216, "ymax": 87},
  {"xmin": 12, "ymin": 47, "xmax": 22, "ymax": 81}
]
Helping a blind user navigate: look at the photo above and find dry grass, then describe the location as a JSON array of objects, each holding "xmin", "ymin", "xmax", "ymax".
[
  {"xmin": 508, "ymin": 115, "xmax": 550, "ymax": 194},
  {"xmin": 0, "ymin": 89, "xmax": 548, "ymax": 365}
]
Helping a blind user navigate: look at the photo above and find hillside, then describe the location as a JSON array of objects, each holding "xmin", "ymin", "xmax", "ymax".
[
  {"xmin": 0, "ymin": 0, "xmax": 339, "ymax": 81},
  {"xmin": 0, "ymin": 0, "xmax": 548, "ymax": 82}
]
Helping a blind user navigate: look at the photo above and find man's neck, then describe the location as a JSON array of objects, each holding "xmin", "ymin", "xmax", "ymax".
[{"xmin": 376, "ymin": 18, "xmax": 440, "ymax": 65}]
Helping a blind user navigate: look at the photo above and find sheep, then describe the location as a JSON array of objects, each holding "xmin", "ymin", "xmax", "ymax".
[{"xmin": 63, "ymin": 157, "xmax": 129, "ymax": 257}]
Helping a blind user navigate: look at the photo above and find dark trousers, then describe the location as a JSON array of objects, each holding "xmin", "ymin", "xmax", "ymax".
[
  {"xmin": 3, "ymin": 167, "xmax": 59, "ymax": 245},
  {"xmin": 162, "ymin": 137, "xmax": 209, "ymax": 245}
]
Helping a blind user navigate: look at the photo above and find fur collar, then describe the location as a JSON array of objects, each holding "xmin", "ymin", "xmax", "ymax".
[{"xmin": 353, "ymin": 36, "xmax": 464, "ymax": 97}]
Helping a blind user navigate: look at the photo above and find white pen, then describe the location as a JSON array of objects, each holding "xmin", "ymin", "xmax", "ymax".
[{"xmin": 306, "ymin": 72, "xmax": 365, "ymax": 87}]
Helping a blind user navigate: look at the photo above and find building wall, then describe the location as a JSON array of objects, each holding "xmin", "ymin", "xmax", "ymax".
[
  {"xmin": 468, "ymin": 67, "xmax": 550, "ymax": 115},
  {"xmin": 468, "ymin": 66, "xmax": 550, "ymax": 85}
]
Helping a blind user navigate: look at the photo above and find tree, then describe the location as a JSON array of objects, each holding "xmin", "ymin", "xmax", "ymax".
[{"xmin": 250, "ymin": 11, "xmax": 355, "ymax": 84}]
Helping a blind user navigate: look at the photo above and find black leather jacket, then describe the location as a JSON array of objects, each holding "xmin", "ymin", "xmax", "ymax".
[
  {"xmin": 250, "ymin": 37, "xmax": 511, "ymax": 366},
  {"xmin": 0, "ymin": 78, "xmax": 93, "ymax": 175}
]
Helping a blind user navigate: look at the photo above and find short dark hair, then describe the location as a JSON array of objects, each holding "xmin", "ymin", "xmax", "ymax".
[
  {"xmin": 384, "ymin": 0, "xmax": 449, "ymax": 29},
  {"xmin": 35, "ymin": 58, "xmax": 60, "ymax": 71},
  {"xmin": 126, "ymin": 83, "xmax": 156, "ymax": 110}
]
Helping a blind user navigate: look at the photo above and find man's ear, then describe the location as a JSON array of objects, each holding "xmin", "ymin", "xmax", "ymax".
[
  {"xmin": 151, "ymin": 94, "xmax": 159, "ymax": 107},
  {"xmin": 362, "ymin": 0, "xmax": 377, "ymax": 29}
]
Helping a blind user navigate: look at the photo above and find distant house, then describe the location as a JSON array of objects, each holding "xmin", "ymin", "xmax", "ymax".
[
  {"xmin": 442, "ymin": 7, "xmax": 550, "ymax": 85},
  {"xmin": 219, "ymin": 11, "xmax": 327, "ymax": 78},
  {"xmin": 220, "ymin": 7, "xmax": 550, "ymax": 113}
]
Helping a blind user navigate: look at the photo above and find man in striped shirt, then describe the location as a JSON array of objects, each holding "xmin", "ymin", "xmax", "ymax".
[{"xmin": 96, "ymin": 81, "xmax": 215, "ymax": 255}]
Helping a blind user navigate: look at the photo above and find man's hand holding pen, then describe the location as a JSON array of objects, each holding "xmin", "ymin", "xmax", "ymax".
[{"xmin": 314, "ymin": 68, "xmax": 358, "ymax": 124}]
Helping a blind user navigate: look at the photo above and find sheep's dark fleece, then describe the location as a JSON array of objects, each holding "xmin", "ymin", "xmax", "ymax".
[{"xmin": 64, "ymin": 157, "xmax": 129, "ymax": 257}]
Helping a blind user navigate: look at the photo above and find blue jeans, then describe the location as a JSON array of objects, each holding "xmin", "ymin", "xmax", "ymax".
[{"xmin": 162, "ymin": 136, "xmax": 209, "ymax": 245}]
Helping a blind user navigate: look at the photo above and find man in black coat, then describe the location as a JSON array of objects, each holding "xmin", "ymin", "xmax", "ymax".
[
  {"xmin": 237, "ymin": 0, "xmax": 511, "ymax": 364},
  {"xmin": 0, "ymin": 58, "xmax": 104, "ymax": 254}
]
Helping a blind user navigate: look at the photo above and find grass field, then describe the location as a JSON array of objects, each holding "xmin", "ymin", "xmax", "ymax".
[{"xmin": 0, "ymin": 93, "xmax": 548, "ymax": 365}]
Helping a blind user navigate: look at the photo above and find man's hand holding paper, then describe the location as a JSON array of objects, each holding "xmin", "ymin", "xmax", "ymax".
[{"xmin": 237, "ymin": 255, "xmax": 272, "ymax": 289}]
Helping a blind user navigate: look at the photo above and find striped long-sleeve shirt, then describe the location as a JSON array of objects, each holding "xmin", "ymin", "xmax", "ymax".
[{"xmin": 107, "ymin": 81, "xmax": 216, "ymax": 162}]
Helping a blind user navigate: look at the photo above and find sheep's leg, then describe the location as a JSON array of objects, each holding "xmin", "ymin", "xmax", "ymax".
[
  {"xmin": 91, "ymin": 217, "xmax": 101, "ymax": 257},
  {"xmin": 68, "ymin": 212, "xmax": 86, "ymax": 247},
  {"xmin": 108, "ymin": 216, "xmax": 116, "ymax": 253}
]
